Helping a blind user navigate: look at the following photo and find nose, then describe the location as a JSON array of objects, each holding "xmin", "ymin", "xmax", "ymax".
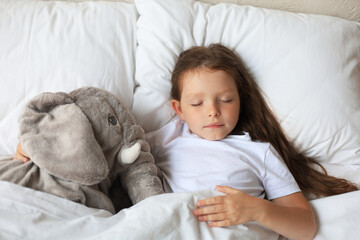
[{"xmin": 207, "ymin": 102, "xmax": 220, "ymax": 118}]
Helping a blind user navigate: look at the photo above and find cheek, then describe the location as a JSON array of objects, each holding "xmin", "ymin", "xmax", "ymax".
[
  {"xmin": 179, "ymin": 105, "xmax": 194, "ymax": 121},
  {"xmin": 225, "ymin": 104, "xmax": 240, "ymax": 122},
  {"xmin": 182, "ymin": 108, "xmax": 202, "ymax": 126},
  {"xmin": 183, "ymin": 110, "xmax": 199, "ymax": 122}
]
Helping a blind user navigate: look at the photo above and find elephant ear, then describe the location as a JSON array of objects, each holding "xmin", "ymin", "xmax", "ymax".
[{"xmin": 19, "ymin": 92, "xmax": 109, "ymax": 185}]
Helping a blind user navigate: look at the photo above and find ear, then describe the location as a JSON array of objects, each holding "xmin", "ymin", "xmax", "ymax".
[
  {"xmin": 171, "ymin": 99, "xmax": 184, "ymax": 120},
  {"xmin": 19, "ymin": 92, "xmax": 108, "ymax": 185}
]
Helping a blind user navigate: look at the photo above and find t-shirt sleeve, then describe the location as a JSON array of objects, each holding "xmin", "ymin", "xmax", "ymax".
[{"xmin": 262, "ymin": 145, "xmax": 301, "ymax": 200}]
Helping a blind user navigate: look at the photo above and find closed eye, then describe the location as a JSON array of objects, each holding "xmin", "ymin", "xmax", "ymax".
[
  {"xmin": 191, "ymin": 103, "xmax": 202, "ymax": 107},
  {"xmin": 220, "ymin": 99, "xmax": 232, "ymax": 103}
]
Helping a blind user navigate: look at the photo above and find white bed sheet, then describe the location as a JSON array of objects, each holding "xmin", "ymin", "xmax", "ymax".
[
  {"xmin": 0, "ymin": 180, "xmax": 277, "ymax": 240},
  {"xmin": 0, "ymin": 180, "xmax": 359, "ymax": 240},
  {"xmin": 310, "ymin": 190, "xmax": 360, "ymax": 239}
]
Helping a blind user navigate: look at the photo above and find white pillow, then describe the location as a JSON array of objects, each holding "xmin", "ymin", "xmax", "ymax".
[
  {"xmin": 0, "ymin": 0, "xmax": 138, "ymax": 155},
  {"xmin": 133, "ymin": 0, "xmax": 360, "ymax": 184}
]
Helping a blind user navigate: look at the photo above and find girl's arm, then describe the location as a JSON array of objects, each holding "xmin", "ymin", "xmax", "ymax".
[{"xmin": 193, "ymin": 185, "xmax": 316, "ymax": 240}]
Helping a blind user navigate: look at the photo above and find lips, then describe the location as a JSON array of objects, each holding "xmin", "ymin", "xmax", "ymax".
[{"xmin": 204, "ymin": 123, "xmax": 224, "ymax": 128}]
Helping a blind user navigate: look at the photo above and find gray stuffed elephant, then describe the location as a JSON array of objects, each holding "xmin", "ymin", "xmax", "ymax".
[{"xmin": 0, "ymin": 87, "xmax": 164, "ymax": 214}]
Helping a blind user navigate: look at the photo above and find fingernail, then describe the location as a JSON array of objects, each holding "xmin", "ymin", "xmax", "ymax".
[{"xmin": 193, "ymin": 209, "xmax": 198, "ymax": 215}]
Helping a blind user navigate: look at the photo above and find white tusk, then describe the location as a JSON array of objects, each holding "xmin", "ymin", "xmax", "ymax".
[{"xmin": 120, "ymin": 141, "xmax": 141, "ymax": 164}]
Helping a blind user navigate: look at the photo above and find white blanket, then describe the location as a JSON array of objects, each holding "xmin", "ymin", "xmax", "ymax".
[{"xmin": 0, "ymin": 180, "xmax": 359, "ymax": 240}]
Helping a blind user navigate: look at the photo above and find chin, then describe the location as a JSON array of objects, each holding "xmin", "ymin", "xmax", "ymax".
[{"xmin": 202, "ymin": 134, "xmax": 225, "ymax": 141}]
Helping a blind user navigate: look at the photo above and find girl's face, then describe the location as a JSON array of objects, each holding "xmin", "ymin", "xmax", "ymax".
[{"xmin": 171, "ymin": 68, "xmax": 240, "ymax": 140}]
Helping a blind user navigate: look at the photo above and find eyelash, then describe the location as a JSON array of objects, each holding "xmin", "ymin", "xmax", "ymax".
[
  {"xmin": 191, "ymin": 103, "xmax": 202, "ymax": 107},
  {"xmin": 190, "ymin": 99, "xmax": 232, "ymax": 107}
]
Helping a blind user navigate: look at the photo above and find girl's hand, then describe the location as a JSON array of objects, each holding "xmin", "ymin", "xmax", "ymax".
[
  {"xmin": 194, "ymin": 186, "xmax": 316, "ymax": 240},
  {"xmin": 193, "ymin": 185, "xmax": 262, "ymax": 227},
  {"xmin": 14, "ymin": 143, "xmax": 30, "ymax": 163}
]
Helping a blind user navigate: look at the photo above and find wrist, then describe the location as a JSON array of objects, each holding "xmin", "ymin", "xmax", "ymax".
[{"xmin": 253, "ymin": 197, "xmax": 270, "ymax": 223}]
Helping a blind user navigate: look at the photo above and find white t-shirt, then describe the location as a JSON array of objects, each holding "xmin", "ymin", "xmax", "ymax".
[{"xmin": 146, "ymin": 117, "xmax": 300, "ymax": 200}]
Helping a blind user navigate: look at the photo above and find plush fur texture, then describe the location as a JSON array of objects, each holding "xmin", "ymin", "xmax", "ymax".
[{"xmin": 0, "ymin": 87, "xmax": 164, "ymax": 213}]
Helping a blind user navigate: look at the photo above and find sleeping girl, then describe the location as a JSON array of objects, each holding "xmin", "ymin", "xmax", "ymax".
[{"xmin": 145, "ymin": 44, "xmax": 357, "ymax": 240}]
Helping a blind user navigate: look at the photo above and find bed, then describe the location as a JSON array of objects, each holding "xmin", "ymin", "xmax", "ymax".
[{"xmin": 0, "ymin": 0, "xmax": 359, "ymax": 239}]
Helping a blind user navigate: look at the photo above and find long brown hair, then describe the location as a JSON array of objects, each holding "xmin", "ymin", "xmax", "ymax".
[{"xmin": 171, "ymin": 43, "xmax": 357, "ymax": 197}]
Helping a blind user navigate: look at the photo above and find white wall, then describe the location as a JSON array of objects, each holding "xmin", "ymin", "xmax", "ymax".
[
  {"xmin": 46, "ymin": 0, "xmax": 360, "ymax": 22},
  {"xmin": 200, "ymin": 0, "xmax": 360, "ymax": 22}
]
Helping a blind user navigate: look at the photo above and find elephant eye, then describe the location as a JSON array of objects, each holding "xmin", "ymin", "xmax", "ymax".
[{"xmin": 108, "ymin": 115, "xmax": 118, "ymax": 126}]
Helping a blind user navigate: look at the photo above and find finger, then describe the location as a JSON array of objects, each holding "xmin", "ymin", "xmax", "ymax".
[
  {"xmin": 216, "ymin": 185, "xmax": 241, "ymax": 195},
  {"xmin": 208, "ymin": 219, "xmax": 232, "ymax": 228},
  {"xmin": 21, "ymin": 157, "xmax": 29, "ymax": 163},
  {"xmin": 194, "ymin": 204, "xmax": 226, "ymax": 216},
  {"xmin": 198, "ymin": 212, "xmax": 227, "ymax": 222},
  {"xmin": 14, "ymin": 154, "xmax": 29, "ymax": 163},
  {"xmin": 17, "ymin": 143, "xmax": 29, "ymax": 158},
  {"xmin": 197, "ymin": 196, "xmax": 225, "ymax": 207}
]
